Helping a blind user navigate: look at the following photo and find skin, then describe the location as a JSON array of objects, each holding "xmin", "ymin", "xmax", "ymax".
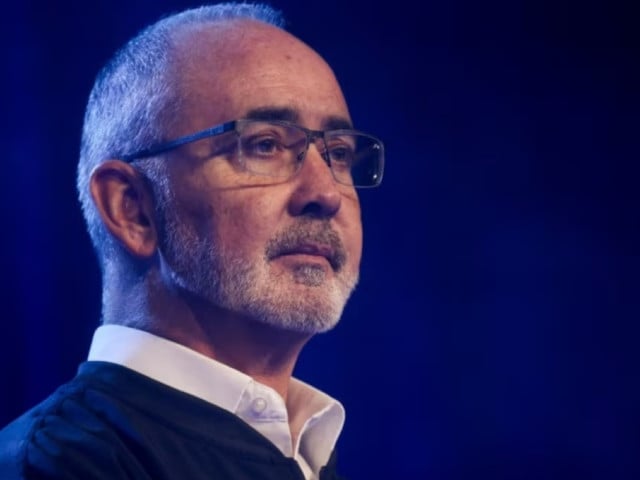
[{"xmin": 89, "ymin": 20, "xmax": 363, "ymax": 404}]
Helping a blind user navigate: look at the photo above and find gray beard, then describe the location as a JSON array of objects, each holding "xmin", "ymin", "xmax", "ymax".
[{"xmin": 160, "ymin": 211, "xmax": 358, "ymax": 334}]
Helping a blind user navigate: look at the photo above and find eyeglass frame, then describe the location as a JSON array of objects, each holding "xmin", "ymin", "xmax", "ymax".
[{"xmin": 121, "ymin": 119, "xmax": 385, "ymax": 188}]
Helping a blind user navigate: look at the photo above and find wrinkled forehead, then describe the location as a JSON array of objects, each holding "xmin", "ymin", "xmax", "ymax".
[{"xmin": 167, "ymin": 20, "xmax": 351, "ymax": 134}]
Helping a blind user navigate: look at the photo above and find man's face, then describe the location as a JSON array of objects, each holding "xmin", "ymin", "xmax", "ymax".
[{"xmin": 156, "ymin": 22, "xmax": 362, "ymax": 334}]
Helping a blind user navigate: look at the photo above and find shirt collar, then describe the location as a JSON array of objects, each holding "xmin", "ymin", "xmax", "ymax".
[
  {"xmin": 88, "ymin": 324, "xmax": 249, "ymax": 412},
  {"xmin": 87, "ymin": 324, "xmax": 344, "ymax": 475}
]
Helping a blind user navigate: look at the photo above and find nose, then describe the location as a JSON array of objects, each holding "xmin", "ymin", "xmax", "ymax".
[{"xmin": 288, "ymin": 142, "xmax": 342, "ymax": 218}]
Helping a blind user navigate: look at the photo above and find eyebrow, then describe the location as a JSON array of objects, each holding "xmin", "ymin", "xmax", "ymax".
[
  {"xmin": 322, "ymin": 116, "xmax": 353, "ymax": 131},
  {"xmin": 243, "ymin": 107, "xmax": 353, "ymax": 131},
  {"xmin": 244, "ymin": 107, "xmax": 299, "ymax": 123}
]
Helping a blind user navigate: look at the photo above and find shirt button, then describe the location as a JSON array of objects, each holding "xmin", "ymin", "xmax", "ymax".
[{"xmin": 251, "ymin": 397, "xmax": 267, "ymax": 414}]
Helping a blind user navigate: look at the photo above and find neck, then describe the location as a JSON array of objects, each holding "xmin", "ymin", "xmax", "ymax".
[{"xmin": 102, "ymin": 267, "xmax": 311, "ymax": 401}]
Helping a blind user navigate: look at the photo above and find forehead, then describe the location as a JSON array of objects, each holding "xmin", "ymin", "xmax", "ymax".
[{"xmin": 170, "ymin": 20, "xmax": 351, "ymax": 133}]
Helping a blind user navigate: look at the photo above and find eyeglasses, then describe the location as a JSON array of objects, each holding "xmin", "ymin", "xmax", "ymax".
[{"xmin": 122, "ymin": 119, "xmax": 384, "ymax": 188}]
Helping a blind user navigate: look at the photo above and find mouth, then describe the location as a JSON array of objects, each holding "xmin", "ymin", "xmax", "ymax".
[
  {"xmin": 274, "ymin": 243, "xmax": 340, "ymax": 270},
  {"xmin": 265, "ymin": 223, "xmax": 348, "ymax": 273}
]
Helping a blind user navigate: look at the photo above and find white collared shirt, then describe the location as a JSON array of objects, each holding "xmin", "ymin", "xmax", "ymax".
[{"xmin": 87, "ymin": 325, "xmax": 345, "ymax": 480}]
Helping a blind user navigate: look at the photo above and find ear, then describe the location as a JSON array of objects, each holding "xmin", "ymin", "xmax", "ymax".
[{"xmin": 89, "ymin": 160, "xmax": 158, "ymax": 259}]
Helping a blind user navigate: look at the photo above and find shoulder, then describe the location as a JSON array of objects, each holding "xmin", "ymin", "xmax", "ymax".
[
  {"xmin": 0, "ymin": 362, "xmax": 334, "ymax": 479},
  {"xmin": 0, "ymin": 364, "xmax": 146, "ymax": 479}
]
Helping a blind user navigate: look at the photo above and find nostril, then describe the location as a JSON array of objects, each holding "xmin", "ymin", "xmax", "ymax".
[{"xmin": 300, "ymin": 201, "xmax": 328, "ymax": 218}]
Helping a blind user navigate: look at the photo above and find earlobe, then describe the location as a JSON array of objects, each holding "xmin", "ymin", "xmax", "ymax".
[{"xmin": 89, "ymin": 160, "xmax": 157, "ymax": 259}]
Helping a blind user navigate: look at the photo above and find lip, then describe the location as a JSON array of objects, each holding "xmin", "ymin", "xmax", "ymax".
[{"xmin": 275, "ymin": 243, "xmax": 338, "ymax": 269}]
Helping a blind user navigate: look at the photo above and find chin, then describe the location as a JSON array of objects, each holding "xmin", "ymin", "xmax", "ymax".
[
  {"xmin": 243, "ymin": 286, "xmax": 347, "ymax": 334},
  {"xmin": 254, "ymin": 309, "xmax": 342, "ymax": 335}
]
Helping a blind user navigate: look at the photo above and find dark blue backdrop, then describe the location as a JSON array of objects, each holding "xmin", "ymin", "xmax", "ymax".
[{"xmin": 1, "ymin": 1, "xmax": 638, "ymax": 478}]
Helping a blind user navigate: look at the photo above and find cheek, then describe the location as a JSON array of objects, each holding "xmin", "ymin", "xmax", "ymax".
[
  {"xmin": 214, "ymin": 194, "xmax": 280, "ymax": 254},
  {"xmin": 171, "ymin": 168, "xmax": 279, "ymax": 251},
  {"xmin": 341, "ymin": 198, "xmax": 363, "ymax": 266},
  {"xmin": 349, "ymin": 222, "xmax": 364, "ymax": 268}
]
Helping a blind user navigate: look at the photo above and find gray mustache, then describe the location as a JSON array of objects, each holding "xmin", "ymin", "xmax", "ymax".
[{"xmin": 265, "ymin": 222, "xmax": 347, "ymax": 271}]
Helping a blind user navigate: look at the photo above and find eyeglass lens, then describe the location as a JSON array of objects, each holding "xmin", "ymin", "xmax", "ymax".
[{"xmin": 238, "ymin": 121, "xmax": 383, "ymax": 187}]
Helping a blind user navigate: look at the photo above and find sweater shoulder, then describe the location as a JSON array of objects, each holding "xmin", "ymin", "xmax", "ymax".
[{"xmin": 0, "ymin": 370, "xmax": 140, "ymax": 479}]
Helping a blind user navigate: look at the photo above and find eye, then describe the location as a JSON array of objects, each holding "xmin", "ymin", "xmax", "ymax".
[
  {"xmin": 327, "ymin": 143, "xmax": 355, "ymax": 169},
  {"xmin": 255, "ymin": 138, "xmax": 279, "ymax": 155},
  {"xmin": 242, "ymin": 135, "xmax": 286, "ymax": 159}
]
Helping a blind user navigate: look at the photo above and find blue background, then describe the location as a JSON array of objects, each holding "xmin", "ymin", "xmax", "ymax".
[{"xmin": 1, "ymin": 1, "xmax": 638, "ymax": 478}]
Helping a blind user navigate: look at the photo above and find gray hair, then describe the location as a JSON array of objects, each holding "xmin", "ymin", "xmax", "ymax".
[{"xmin": 76, "ymin": 3, "xmax": 284, "ymax": 268}]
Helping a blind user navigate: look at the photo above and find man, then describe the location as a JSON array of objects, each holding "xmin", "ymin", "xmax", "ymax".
[{"xmin": 0, "ymin": 3, "xmax": 383, "ymax": 479}]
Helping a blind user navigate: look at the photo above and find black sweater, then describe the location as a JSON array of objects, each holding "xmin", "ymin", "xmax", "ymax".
[{"xmin": 0, "ymin": 362, "xmax": 344, "ymax": 479}]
